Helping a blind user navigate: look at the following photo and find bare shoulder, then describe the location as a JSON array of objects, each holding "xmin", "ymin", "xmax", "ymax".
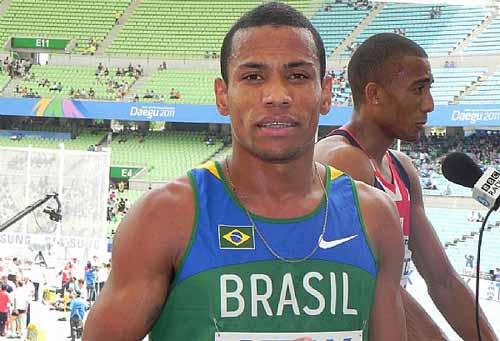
[
  {"xmin": 112, "ymin": 175, "xmax": 195, "ymax": 275},
  {"xmin": 83, "ymin": 176, "xmax": 196, "ymax": 340},
  {"xmin": 390, "ymin": 149, "xmax": 418, "ymax": 177},
  {"xmin": 315, "ymin": 136, "xmax": 374, "ymax": 185},
  {"xmin": 353, "ymin": 180, "xmax": 403, "ymax": 257},
  {"xmin": 315, "ymin": 134, "xmax": 359, "ymax": 161},
  {"xmin": 389, "ymin": 149, "xmax": 424, "ymax": 202}
]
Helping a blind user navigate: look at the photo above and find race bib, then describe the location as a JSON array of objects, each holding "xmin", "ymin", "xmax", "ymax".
[{"xmin": 215, "ymin": 330, "xmax": 363, "ymax": 341}]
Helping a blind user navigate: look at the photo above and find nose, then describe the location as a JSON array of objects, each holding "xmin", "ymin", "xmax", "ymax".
[
  {"xmin": 262, "ymin": 77, "xmax": 292, "ymax": 107},
  {"xmin": 422, "ymin": 90, "xmax": 434, "ymax": 113}
]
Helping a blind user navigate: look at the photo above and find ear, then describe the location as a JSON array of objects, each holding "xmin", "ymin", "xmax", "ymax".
[
  {"xmin": 365, "ymin": 82, "xmax": 383, "ymax": 106},
  {"xmin": 214, "ymin": 77, "xmax": 229, "ymax": 116},
  {"xmin": 319, "ymin": 74, "xmax": 332, "ymax": 115}
]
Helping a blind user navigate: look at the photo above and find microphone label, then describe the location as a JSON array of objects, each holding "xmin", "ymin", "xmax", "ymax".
[
  {"xmin": 474, "ymin": 169, "xmax": 500, "ymax": 210},
  {"xmin": 481, "ymin": 170, "xmax": 500, "ymax": 196}
]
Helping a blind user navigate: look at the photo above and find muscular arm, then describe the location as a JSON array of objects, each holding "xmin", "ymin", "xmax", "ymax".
[
  {"xmin": 356, "ymin": 182, "xmax": 407, "ymax": 341},
  {"xmin": 83, "ymin": 177, "xmax": 194, "ymax": 341},
  {"xmin": 395, "ymin": 151, "xmax": 498, "ymax": 341}
]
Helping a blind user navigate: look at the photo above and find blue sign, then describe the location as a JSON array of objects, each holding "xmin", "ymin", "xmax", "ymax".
[{"xmin": 0, "ymin": 97, "xmax": 499, "ymax": 127}]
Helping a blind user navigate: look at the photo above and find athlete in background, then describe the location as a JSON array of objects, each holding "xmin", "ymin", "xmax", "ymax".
[{"xmin": 315, "ymin": 33, "xmax": 498, "ymax": 341}]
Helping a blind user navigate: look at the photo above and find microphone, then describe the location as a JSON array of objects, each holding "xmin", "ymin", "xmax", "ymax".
[{"xmin": 442, "ymin": 152, "xmax": 500, "ymax": 211}]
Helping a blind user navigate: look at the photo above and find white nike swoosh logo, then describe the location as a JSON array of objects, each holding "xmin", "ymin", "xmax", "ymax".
[{"xmin": 318, "ymin": 234, "xmax": 358, "ymax": 249}]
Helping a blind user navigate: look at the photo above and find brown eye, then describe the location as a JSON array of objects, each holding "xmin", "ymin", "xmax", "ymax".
[
  {"xmin": 243, "ymin": 74, "xmax": 263, "ymax": 81},
  {"xmin": 289, "ymin": 73, "xmax": 308, "ymax": 80}
]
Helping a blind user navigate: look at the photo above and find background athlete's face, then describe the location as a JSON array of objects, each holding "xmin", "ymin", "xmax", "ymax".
[
  {"xmin": 215, "ymin": 25, "xmax": 332, "ymax": 163},
  {"xmin": 377, "ymin": 56, "xmax": 434, "ymax": 142}
]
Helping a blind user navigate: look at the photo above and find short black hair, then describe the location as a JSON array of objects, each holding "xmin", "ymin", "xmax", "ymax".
[
  {"xmin": 220, "ymin": 1, "xmax": 325, "ymax": 83},
  {"xmin": 348, "ymin": 33, "xmax": 428, "ymax": 109}
]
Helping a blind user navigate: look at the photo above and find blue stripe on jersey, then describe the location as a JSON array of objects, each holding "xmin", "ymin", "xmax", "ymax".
[{"xmin": 174, "ymin": 164, "xmax": 376, "ymax": 286}]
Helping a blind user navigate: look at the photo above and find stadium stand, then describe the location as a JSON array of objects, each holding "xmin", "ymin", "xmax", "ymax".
[
  {"xmin": 0, "ymin": 0, "xmax": 131, "ymax": 54},
  {"xmin": 431, "ymin": 67, "xmax": 487, "ymax": 105},
  {"xmin": 347, "ymin": 3, "xmax": 489, "ymax": 57},
  {"xmin": 427, "ymin": 208, "xmax": 500, "ymax": 273},
  {"xmin": 106, "ymin": 0, "xmax": 310, "ymax": 57},
  {"xmin": 110, "ymin": 131, "xmax": 223, "ymax": 181},
  {"xmin": 461, "ymin": 70, "xmax": 500, "ymax": 104},
  {"xmin": 427, "ymin": 208, "xmax": 482, "ymax": 244},
  {"xmin": 138, "ymin": 69, "xmax": 219, "ymax": 104},
  {"xmin": 324, "ymin": 67, "xmax": 488, "ymax": 108},
  {"xmin": 420, "ymin": 174, "xmax": 472, "ymax": 197},
  {"xmin": 0, "ymin": 131, "xmax": 106, "ymax": 150},
  {"xmin": 311, "ymin": 1, "xmax": 371, "ymax": 55},
  {"xmin": 464, "ymin": 15, "xmax": 500, "ymax": 55},
  {"xmin": 0, "ymin": 69, "xmax": 9, "ymax": 92},
  {"xmin": 444, "ymin": 221, "xmax": 500, "ymax": 273},
  {"xmin": 14, "ymin": 65, "xmax": 137, "ymax": 100}
]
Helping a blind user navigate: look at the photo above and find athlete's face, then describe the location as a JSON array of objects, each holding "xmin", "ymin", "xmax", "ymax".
[
  {"xmin": 215, "ymin": 25, "xmax": 332, "ymax": 163},
  {"xmin": 377, "ymin": 55, "xmax": 434, "ymax": 142}
]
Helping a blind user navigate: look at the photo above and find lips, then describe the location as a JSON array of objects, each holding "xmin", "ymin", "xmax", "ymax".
[
  {"xmin": 257, "ymin": 121, "xmax": 298, "ymax": 128},
  {"xmin": 256, "ymin": 116, "xmax": 299, "ymax": 137}
]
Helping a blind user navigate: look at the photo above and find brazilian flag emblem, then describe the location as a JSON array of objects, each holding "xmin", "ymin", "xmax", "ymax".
[{"xmin": 218, "ymin": 225, "xmax": 255, "ymax": 250}]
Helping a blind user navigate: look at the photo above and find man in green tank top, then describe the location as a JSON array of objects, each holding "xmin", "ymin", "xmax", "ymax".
[{"xmin": 83, "ymin": 2, "xmax": 407, "ymax": 340}]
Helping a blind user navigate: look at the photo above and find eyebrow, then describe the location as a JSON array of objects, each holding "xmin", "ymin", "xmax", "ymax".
[
  {"xmin": 238, "ymin": 62, "xmax": 266, "ymax": 70},
  {"xmin": 237, "ymin": 61, "xmax": 315, "ymax": 71},
  {"xmin": 285, "ymin": 61, "xmax": 315, "ymax": 69},
  {"xmin": 412, "ymin": 75, "xmax": 434, "ymax": 86}
]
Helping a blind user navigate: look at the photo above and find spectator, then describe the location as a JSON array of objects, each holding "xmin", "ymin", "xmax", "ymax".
[
  {"xmin": 96, "ymin": 264, "xmax": 109, "ymax": 297},
  {"xmin": 114, "ymin": 10, "xmax": 122, "ymax": 24},
  {"xmin": 8, "ymin": 281, "xmax": 29, "ymax": 338},
  {"xmin": 169, "ymin": 88, "xmax": 181, "ymax": 99},
  {"xmin": 49, "ymin": 82, "xmax": 59, "ymax": 92},
  {"xmin": 0, "ymin": 285, "xmax": 9, "ymax": 337},
  {"xmin": 60, "ymin": 262, "xmax": 73, "ymax": 296},
  {"xmin": 136, "ymin": 65, "xmax": 143, "ymax": 76},
  {"xmin": 28, "ymin": 263, "xmax": 45, "ymax": 302},
  {"xmin": 118, "ymin": 181, "xmax": 125, "ymax": 193},
  {"xmin": 68, "ymin": 291, "xmax": 87, "ymax": 340},
  {"xmin": 465, "ymin": 254, "xmax": 474, "ymax": 269},
  {"xmin": 84, "ymin": 262, "xmax": 96, "ymax": 304},
  {"xmin": 75, "ymin": 279, "xmax": 86, "ymax": 300}
]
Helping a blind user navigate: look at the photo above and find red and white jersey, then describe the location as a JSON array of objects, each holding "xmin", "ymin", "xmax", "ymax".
[
  {"xmin": 371, "ymin": 153, "xmax": 412, "ymax": 286},
  {"xmin": 328, "ymin": 128, "xmax": 412, "ymax": 286}
]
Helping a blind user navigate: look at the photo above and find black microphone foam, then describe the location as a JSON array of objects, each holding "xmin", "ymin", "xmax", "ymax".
[{"xmin": 441, "ymin": 152, "xmax": 483, "ymax": 188}]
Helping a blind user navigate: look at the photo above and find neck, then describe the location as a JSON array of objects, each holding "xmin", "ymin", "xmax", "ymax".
[
  {"xmin": 346, "ymin": 111, "xmax": 394, "ymax": 164},
  {"xmin": 225, "ymin": 147, "xmax": 319, "ymax": 201}
]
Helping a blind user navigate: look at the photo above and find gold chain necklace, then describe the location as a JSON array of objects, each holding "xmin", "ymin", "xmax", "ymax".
[{"xmin": 224, "ymin": 158, "xmax": 329, "ymax": 263}]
